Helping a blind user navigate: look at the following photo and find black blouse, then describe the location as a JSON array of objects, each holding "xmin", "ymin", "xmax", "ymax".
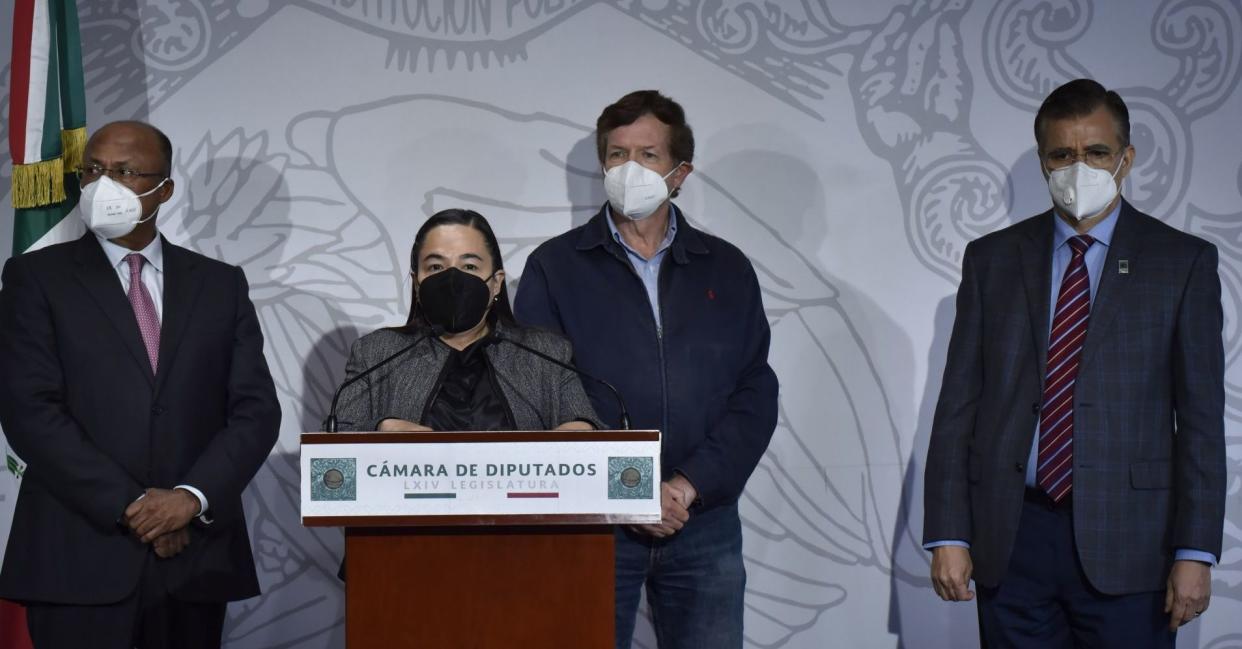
[{"xmin": 422, "ymin": 337, "xmax": 515, "ymax": 431}]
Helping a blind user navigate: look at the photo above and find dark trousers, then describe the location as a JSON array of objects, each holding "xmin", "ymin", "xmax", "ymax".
[
  {"xmin": 977, "ymin": 490, "xmax": 1176, "ymax": 649},
  {"xmin": 25, "ymin": 554, "xmax": 226, "ymax": 649}
]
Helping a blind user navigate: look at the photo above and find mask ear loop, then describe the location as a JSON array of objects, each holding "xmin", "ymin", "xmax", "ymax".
[
  {"xmin": 1072, "ymin": 154, "xmax": 1128, "ymax": 221},
  {"xmin": 1096, "ymin": 154, "xmax": 1127, "ymax": 218},
  {"xmin": 129, "ymin": 178, "xmax": 171, "ymax": 226},
  {"xmin": 134, "ymin": 177, "xmax": 170, "ymax": 198},
  {"xmin": 662, "ymin": 161, "xmax": 686, "ymax": 181},
  {"xmin": 1108, "ymin": 151, "xmax": 1126, "ymax": 180}
]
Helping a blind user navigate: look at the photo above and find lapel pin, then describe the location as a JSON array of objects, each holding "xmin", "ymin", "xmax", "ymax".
[{"xmin": 1118, "ymin": 259, "xmax": 1129, "ymax": 274}]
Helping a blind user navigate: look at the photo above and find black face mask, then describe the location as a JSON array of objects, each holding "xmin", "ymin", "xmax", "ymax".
[{"xmin": 417, "ymin": 267, "xmax": 494, "ymax": 334}]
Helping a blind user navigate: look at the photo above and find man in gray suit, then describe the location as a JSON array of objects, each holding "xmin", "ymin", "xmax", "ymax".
[{"xmin": 923, "ymin": 79, "xmax": 1225, "ymax": 647}]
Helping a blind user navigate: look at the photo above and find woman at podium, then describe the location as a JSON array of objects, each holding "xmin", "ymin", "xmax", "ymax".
[{"xmin": 330, "ymin": 208, "xmax": 601, "ymax": 433}]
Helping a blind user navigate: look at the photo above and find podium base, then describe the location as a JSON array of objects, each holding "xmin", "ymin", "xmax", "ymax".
[{"xmin": 345, "ymin": 525, "xmax": 614, "ymax": 647}]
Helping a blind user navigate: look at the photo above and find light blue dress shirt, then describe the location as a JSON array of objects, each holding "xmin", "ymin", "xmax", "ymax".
[
  {"xmin": 1024, "ymin": 204, "xmax": 1119, "ymax": 488},
  {"xmin": 606, "ymin": 206, "xmax": 678, "ymax": 331}
]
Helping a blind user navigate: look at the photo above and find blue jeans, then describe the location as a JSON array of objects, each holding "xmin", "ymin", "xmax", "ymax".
[{"xmin": 615, "ymin": 502, "xmax": 746, "ymax": 649}]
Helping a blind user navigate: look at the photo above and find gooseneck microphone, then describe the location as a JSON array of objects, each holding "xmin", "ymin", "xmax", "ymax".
[
  {"xmin": 324, "ymin": 326, "xmax": 443, "ymax": 433},
  {"xmin": 492, "ymin": 334, "xmax": 631, "ymax": 430}
]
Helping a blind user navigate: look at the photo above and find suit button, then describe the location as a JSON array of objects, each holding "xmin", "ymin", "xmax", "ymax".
[
  {"xmin": 1015, "ymin": 462, "xmax": 1025, "ymax": 472},
  {"xmin": 1031, "ymin": 402, "xmax": 1040, "ymax": 415},
  {"xmin": 151, "ymin": 405, "xmax": 165, "ymax": 415}
]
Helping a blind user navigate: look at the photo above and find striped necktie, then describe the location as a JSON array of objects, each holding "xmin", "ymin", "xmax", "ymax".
[
  {"xmin": 124, "ymin": 253, "xmax": 160, "ymax": 373},
  {"xmin": 1037, "ymin": 234, "xmax": 1095, "ymax": 503}
]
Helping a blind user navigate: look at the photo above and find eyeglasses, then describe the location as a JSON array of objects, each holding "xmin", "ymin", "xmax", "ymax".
[
  {"xmin": 75, "ymin": 164, "xmax": 166, "ymax": 184},
  {"xmin": 1042, "ymin": 147, "xmax": 1120, "ymax": 171}
]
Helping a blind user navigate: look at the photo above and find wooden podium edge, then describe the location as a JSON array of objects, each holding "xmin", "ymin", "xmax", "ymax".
[{"xmin": 304, "ymin": 512, "xmax": 657, "ymax": 527}]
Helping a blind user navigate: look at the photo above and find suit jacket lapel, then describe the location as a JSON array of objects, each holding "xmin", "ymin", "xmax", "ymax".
[
  {"xmin": 72, "ymin": 234, "xmax": 156, "ymax": 386},
  {"xmin": 154, "ymin": 238, "xmax": 204, "ymax": 396},
  {"xmin": 1079, "ymin": 201, "xmax": 1140, "ymax": 372},
  {"xmin": 1019, "ymin": 212, "xmax": 1055, "ymax": 381}
]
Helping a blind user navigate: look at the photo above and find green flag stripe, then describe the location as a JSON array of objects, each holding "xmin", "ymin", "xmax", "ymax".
[
  {"xmin": 13, "ymin": 183, "xmax": 79, "ymax": 255},
  {"xmin": 55, "ymin": 0, "xmax": 86, "ymax": 128},
  {"xmin": 16, "ymin": 0, "xmax": 83, "ymax": 256},
  {"xmin": 37, "ymin": 23, "xmax": 63, "ymax": 161}
]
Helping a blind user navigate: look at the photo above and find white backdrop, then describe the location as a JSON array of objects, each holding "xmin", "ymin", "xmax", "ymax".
[{"xmin": 1, "ymin": 2, "xmax": 1240, "ymax": 647}]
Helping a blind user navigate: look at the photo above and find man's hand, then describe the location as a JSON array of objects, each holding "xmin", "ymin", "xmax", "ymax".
[
  {"xmin": 930, "ymin": 545, "xmax": 975, "ymax": 602},
  {"xmin": 553, "ymin": 420, "xmax": 594, "ymax": 431},
  {"xmin": 1165, "ymin": 560, "xmax": 1211, "ymax": 630},
  {"xmin": 666, "ymin": 474, "xmax": 697, "ymax": 509},
  {"xmin": 152, "ymin": 527, "xmax": 191, "ymax": 559},
  {"xmin": 124, "ymin": 488, "xmax": 200, "ymax": 543},
  {"xmin": 377, "ymin": 418, "xmax": 432, "ymax": 432},
  {"xmin": 631, "ymin": 480, "xmax": 693, "ymax": 538}
]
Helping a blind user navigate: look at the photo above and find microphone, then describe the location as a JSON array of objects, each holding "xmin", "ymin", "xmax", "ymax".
[
  {"xmin": 324, "ymin": 326, "xmax": 443, "ymax": 432},
  {"xmin": 492, "ymin": 334, "xmax": 631, "ymax": 430}
]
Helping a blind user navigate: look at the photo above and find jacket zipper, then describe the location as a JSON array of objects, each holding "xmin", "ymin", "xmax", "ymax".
[{"xmin": 612, "ymin": 246, "xmax": 670, "ymax": 448}]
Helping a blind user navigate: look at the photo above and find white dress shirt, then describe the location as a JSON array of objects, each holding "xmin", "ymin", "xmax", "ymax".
[{"xmin": 96, "ymin": 233, "xmax": 211, "ymax": 522}]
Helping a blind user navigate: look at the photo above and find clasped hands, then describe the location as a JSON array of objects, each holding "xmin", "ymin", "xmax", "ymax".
[
  {"xmin": 123, "ymin": 487, "xmax": 201, "ymax": 559},
  {"xmin": 630, "ymin": 475, "xmax": 697, "ymax": 538}
]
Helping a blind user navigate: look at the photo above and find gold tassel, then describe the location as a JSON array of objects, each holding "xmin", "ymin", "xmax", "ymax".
[
  {"xmin": 61, "ymin": 126, "xmax": 87, "ymax": 173},
  {"xmin": 11, "ymin": 157, "xmax": 67, "ymax": 208}
]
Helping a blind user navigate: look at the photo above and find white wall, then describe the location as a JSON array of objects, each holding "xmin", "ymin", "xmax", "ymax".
[{"xmin": 1, "ymin": 2, "xmax": 1239, "ymax": 647}]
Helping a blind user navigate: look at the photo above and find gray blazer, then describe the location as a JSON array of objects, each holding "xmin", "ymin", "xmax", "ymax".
[
  {"xmin": 334, "ymin": 321, "xmax": 602, "ymax": 431},
  {"xmin": 923, "ymin": 201, "xmax": 1225, "ymax": 594}
]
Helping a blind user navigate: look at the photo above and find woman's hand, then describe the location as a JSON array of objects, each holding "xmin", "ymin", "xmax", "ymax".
[{"xmin": 377, "ymin": 418, "xmax": 433, "ymax": 432}]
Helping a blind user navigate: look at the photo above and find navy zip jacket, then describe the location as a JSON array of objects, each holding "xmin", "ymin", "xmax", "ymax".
[{"xmin": 514, "ymin": 204, "xmax": 779, "ymax": 509}]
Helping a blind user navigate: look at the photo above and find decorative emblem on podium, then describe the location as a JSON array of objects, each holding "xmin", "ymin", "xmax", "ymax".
[
  {"xmin": 311, "ymin": 457, "xmax": 357, "ymax": 501},
  {"xmin": 608, "ymin": 457, "xmax": 653, "ymax": 499}
]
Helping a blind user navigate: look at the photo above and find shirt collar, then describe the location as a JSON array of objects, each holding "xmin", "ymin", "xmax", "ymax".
[
  {"xmin": 97, "ymin": 231, "xmax": 165, "ymax": 274},
  {"xmin": 1053, "ymin": 201, "xmax": 1120, "ymax": 252},
  {"xmin": 605, "ymin": 204, "xmax": 678, "ymax": 260}
]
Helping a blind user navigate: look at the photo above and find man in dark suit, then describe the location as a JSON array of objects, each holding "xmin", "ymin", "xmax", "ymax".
[
  {"xmin": 923, "ymin": 79, "xmax": 1225, "ymax": 647},
  {"xmin": 0, "ymin": 121, "xmax": 280, "ymax": 648}
]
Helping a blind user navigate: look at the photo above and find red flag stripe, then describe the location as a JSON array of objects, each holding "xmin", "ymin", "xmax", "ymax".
[
  {"xmin": 8, "ymin": 0, "xmax": 36, "ymax": 164},
  {"xmin": 0, "ymin": 599, "xmax": 32, "ymax": 649}
]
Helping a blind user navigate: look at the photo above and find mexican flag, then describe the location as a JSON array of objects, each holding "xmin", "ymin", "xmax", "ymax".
[{"xmin": 4, "ymin": 1, "xmax": 86, "ymax": 646}]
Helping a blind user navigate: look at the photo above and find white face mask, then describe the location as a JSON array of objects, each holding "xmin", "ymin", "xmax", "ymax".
[
  {"xmin": 79, "ymin": 175, "xmax": 168, "ymax": 239},
  {"xmin": 1046, "ymin": 157, "xmax": 1124, "ymax": 221},
  {"xmin": 603, "ymin": 160, "xmax": 684, "ymax": 221}
]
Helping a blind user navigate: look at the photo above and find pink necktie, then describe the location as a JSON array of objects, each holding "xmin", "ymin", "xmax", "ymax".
[
  {"xmin": 1037, "ymin": 234, "xmax": 1095, "ymax": 502},
  {"xmin": 124, "ymin": 253, "xmax": 160, "ymax": 373}
]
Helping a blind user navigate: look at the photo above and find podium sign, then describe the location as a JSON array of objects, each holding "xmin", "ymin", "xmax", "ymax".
[{"xmin": 301, "ymin": 430, "xmax": 660, "ymax": 525}]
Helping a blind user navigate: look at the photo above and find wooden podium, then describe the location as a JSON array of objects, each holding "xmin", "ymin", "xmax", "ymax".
[{"xmin": 301, "ymin": 431, "xmax": 661, "ymax": 648}]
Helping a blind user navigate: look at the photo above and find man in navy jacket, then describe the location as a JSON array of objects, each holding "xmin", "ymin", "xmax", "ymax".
[{"xmin": 515, "ymin": 90, "xmax": 778, "ymax": 649}]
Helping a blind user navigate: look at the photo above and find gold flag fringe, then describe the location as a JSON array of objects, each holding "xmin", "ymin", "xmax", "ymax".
[
  {"xmin": 62, "ymin": 127, "xmax": 87, "ymax": 173},
  {"xmin": 11, "ymin": 157, "xmax": 67, "ymax": 209}
]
